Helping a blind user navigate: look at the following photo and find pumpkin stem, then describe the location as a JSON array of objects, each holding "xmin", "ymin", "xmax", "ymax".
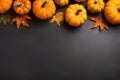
[
  {"xmin": 75, "ymin": 9, "xmax": 82, "ymax": 15},
  {"xmin": 42, "ymin": 0, "xmax": 48, "ymax": 8},
  {"xmin": 94, "ymin": 0, "xmax": 98, "ymax": 4},
  {"xmin": 118, "ymin": 7, "xmax": 120, "ymax": 12},
  {"xmin": 13, "ymin": 3, "xmax": 24, "ymax": 7}
]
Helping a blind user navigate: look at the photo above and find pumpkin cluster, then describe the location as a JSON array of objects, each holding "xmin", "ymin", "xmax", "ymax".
[{"xmin": 0, "ymin": 0, "xmax": 120, "ymax": 31}]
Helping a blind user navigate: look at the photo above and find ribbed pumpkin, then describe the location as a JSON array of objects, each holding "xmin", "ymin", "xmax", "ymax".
[
  {"xmin": 54, "ymin": 0, "xmax": 69, "ymax": 7},
  {"xmin": 0, "ymin": 0, "xmax": 13, "ymax": 14},
  {"xmin": 104, "ymin": 0, "xmax": 120, "ymax": 24},
  {"xmin": 32, "ymin": 0, "xmax": 56, "ymax": 20},
  {"xmin": 65, "ymin": 4, "xmax": 87, "ymax": 27},
  {"xmin": 87, "ymin": 0, "xmax": 105, "ymax": 13},
  {"xmin": 13, "ymin": 0, "xmax": 31, "ymax": 15}
]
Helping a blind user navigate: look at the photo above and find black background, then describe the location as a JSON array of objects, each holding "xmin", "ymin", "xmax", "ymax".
[{"xmin": 0, "ymin": 0, "xmax": 120, "ymax": 80}]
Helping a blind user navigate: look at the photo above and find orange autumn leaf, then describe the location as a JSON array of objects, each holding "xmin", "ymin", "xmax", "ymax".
[
  {"xmin": 75, "ymin": 0, "xmax": 85, "ymax": 2},
  {"xmin": 50, "ymin": 12, "xmax": 64, "ymax": 27},
  {"xmin": 89, "ymin": 17, "xmax": 109, "ymax": 31},
  {"xmin": 11, "ymin": 15, "xmax": 32, "ymax": 28}
]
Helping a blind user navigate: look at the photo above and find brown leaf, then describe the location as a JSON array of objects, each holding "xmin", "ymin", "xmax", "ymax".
[
  {"xmin": 11, "ymin": 15, "xmax": 32, "ymax": 28},
  {"xmin": 89, "ymin": 17, "xmax": 109, "ymax": 31},
  {"xmin": 50, "ymin": 12, "xmax": 64, "ymax": 27},
  {"xmin": 0, "ymin": 13, "xmax": 13, "ymax": 25}
]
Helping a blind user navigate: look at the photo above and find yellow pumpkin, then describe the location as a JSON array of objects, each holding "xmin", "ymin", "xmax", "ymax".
[
  {"xmin": 32, "ymin": 0, "xmax": 56, "ymax": 20},
  {"xmin": 54, "ymin": 0, "xmax": 69, "ymax": 7},
  {"xmin": 104, "ymin": 0, "xmax": 120, "ymax": 24},
  {"xmin": 65, "ymin": 4, "xmax": 87, "ymax": 27},
  {"xmin": 0, "ymin": 0, "xmax": 13, "ymax": 14},
  {"xmin": 13, "ymin": 0, "xmax": 31, "ymax": 15},
  {"xmin": 87, "ymin": 0, "xmax": 105, "ymax": 13}
]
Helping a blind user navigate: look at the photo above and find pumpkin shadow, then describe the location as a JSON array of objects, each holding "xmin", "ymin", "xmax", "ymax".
[
  {"xmin": 87, "ymin": 11, "xmax": 104, "ymax": 17},
  {"xmin": 29, "ymin": 11, "xmax": 50, "ymax": 29},
  {"xmin": 108, "ymin": 23, "xmax": 120, "ymax": 30},
  {"xmin": 62, "ymin": 20, "xmax": 83, "ymax": 32}
]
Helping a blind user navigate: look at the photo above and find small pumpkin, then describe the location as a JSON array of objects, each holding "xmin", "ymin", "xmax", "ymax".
[
  {"xmin": 0, "ymin": 0, "xmax": 13, "ymax": 14},
  {"xmin": 104, "ymin": 0, "xmax": 120, "ymax": 24},
  {"xmin": 65, "ymin": 4, "xmax": 87, "ymax": 27},
  {"xmin": 32, "ymin": 0, "xmax": 56, "ymax": 20},
  {"xmin": 13, "ymin": 0, "xmax": 31, "ymax": 15},
  {"xmin": 87, "ymin": 0, "xmax": 105, "ymax": 13},
  {"xmin": 54, "ymin": 0, "xmax": 69, "ymax": 7}
]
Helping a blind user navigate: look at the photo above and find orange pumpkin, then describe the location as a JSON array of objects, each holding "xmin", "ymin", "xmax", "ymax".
[
  {"xmin": 65, "ymin": 4, "xmax": 87, "ymax": 27},
  {"xmin": 87, "ymin": 0, "xmax": 105, "ymax": 13},
  {"xmin": 0, "ymin": 0, "xmax": 13, "ymax": 14},
  {"xmin": 54, "ymin": 0, "xmax": 69, "ymax": 7},
  {"xmin": 32, "ymin": 0, "xmax": 56, "ymax": 20},
  {"xmin": 13, "ymin": 0, "xmax": 31, "ymax": 15},
  {"xmin": 104, "ymin": 0, "xmax": 120, "ymax": 24}
]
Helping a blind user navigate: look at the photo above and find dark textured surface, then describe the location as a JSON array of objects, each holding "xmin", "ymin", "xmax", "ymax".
[{"xmin": 0, "ymin": 1, "xmax": 120, "ymax": 80}]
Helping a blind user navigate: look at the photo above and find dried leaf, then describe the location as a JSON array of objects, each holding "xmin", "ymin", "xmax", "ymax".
[
  {"xmin": 11, "ymin": 15, "xmax": 32, "ymax": 28},
  {"xmin": 75, "ymin": 0, "xmax": 85, "ymax": 2},
  {"xmin": 89, "ymin": 17, "xmax": 109, "ymax": 31},
  {"xmin": 50, "ymin": 12, "xmax": 64, "ymax": 27},
  {"xmin": 0, "ymin": 13, "xmax": 13, "ymax": 25}
]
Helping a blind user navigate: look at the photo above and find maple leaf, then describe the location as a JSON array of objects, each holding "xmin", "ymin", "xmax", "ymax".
[
  {"xmin": 89, "ymin": 17, "xmax": 109, "ymax": 31},
  {"xmin": 50, "ymin": 12, "xmax": 64, "ymax": 27},
  {"xmin": 0, "ymin": 13, "xmax": 13, "ymax": 25},
  {"xmin": 75, "ymin": 0, "xmax": 85, "ymax": 2},
  {"xmin": 11, "ymin": 15, "xmax": 32, "ymax": 28}
]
